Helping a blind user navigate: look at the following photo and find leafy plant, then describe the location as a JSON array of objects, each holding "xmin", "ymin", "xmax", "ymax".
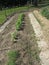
[
  {"xmin": 11, "ymin": 32, "xmax": 17, "ymax": 41},
  {"xmin": 16, "ymin": 13, "xmax": 24, "ymax": 30}
]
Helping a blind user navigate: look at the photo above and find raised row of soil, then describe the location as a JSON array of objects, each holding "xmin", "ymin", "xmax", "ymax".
[{"xmin": 0, "ymin": 12, "xmax": 40, "ymax": 65}]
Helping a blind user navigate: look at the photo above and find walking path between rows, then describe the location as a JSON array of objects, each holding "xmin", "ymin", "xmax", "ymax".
[
  {"xmin": 28, "ymin": 12, "xmax": 49, "ymax": 65},
  {"xmin": 0, "ymin": 14, "xmax": 16, "ymax": 33}
]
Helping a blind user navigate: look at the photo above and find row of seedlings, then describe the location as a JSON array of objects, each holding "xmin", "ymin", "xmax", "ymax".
[
  {"xmin": 7, "ymin": 14, "xmax": 24, "ymax": 65},
  {"xmin": 16, "ymin": 13, "xmax": 25, "ymax": 31},
  {"xmin": 11, "ymin": 13, "xmax": 25, "ymax": 42}
]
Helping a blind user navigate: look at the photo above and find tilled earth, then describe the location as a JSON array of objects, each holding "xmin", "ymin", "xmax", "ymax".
[{"xmin": 0, "ymin": 13, "xmax": 40, "ymax": 65}]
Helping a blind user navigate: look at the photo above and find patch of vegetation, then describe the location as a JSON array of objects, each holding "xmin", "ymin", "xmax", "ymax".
[
  {"xmin": 7, "ymin": 50, "xmax": 20, "ymax": 65},
  {"xmin": 11, "ymin": 32, "xmax": 17, "ymax": 42},
  {"xmin": 16, "ymin": 13, "xmax": 24, "ymax": 30},
  {"xmin": 15, "ymin": 6, "xmax": 29, "ymax": 12},
  {"xmin": 41, "ymin": 7, "xmax": 49, "ymax": 19},
  {"xmin": 0, "ymin": 6, "xmax": 28, "ymax": 25},
  {"xmin": 11, "ymin": 13, "xmax": 24, "ymax": 42}
]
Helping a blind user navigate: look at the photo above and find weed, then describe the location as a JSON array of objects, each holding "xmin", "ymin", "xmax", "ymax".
[
  {"xmin": 41, "ymin": 7, "xmax": 49, "ymax": 19},
  {"xmin": 7, "ymin": 50, "xmax": 20, "ymax": 65}
]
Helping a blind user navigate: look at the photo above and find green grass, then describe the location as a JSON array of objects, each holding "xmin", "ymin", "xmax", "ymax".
[
  {"xmin": 7, "ymin": 50, "xmax": 20, "ymax": 65},
  {"xmin": 0, "ymin": 6, "xmax": 28, "ymax": 25},
  {"xmin": 41, "ymin": 6, "xmax": 49, "ymax": 19}
]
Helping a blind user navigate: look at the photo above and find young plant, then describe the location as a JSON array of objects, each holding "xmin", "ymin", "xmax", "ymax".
[
  {"xmin": 11, "ymin": 32, "xmax": 17, "ymax": 42},
  {"xmin": 7, "ymin": 50, "xmax": 20, "ymax": 65},
  {"xmin": 16, "ymin": 13, "xmax": 24, "ymax": 30}
]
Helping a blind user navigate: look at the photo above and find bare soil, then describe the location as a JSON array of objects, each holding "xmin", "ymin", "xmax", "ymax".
[
  {"xmin": 28, "ymin": 12, "xmax": 49, "ymax": 65},
  {"xmin": 33, "ymin": 10, "xmax": 49, "ymax": 45},
  {"xmin": 0, "ymin": 12, "xmax": 40, "ymax": 65}
]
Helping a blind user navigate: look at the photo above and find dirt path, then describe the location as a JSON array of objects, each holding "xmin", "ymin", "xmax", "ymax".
[
  {"xmin": 33, "ymin": 10, "xmax": 49, "ymax": 46},
  {"xmin": 28, "ymin": 13, "xmax": 49, "ymax": 65}
]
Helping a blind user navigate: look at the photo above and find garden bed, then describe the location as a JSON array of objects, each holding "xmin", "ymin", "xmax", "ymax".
[{"xmin": 0, "ymin": 12, "xmax": 40, "ymax": 65}]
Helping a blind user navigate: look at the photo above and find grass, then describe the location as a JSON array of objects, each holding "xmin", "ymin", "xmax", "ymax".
[
  {"xmin": 7, "ymin": 50, "xmax": 20, "ymax": 65},
  {"xmin": 0, "ymin": 6, "xmax": 28, "ymax": 25},
  {"xmin": 41, "ymin": 6, "xmax": 49, "ymax": 19}
]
